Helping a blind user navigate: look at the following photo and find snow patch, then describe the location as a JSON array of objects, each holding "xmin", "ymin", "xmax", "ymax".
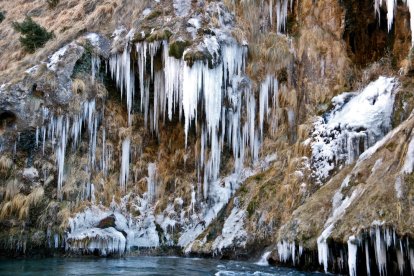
[{"xmin": 310, "ymin": 77, "xmax": 397, "ymax": 183}]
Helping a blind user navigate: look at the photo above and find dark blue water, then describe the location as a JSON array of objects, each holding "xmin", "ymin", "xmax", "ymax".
[{"xmin": 0, "ymin": 256, "xmax": 324, "ymax": 275}]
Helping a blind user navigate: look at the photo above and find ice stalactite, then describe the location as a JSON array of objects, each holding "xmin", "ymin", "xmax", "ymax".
[
  {"xmin": 163, "ymin": 41, "xmax": 183, "ymax": 122},
  {"xmin": 374, "ymin": 0, "xmax": 414, "ymax": 45},
  {"xmin": 146, "ymin": 163, "xmax": 157, "ymax": 203},
  {"xmin": 42, "ymin": 99, "xmax": 99, "ymax": 200},
  {"xmin": 348, "ymin": 236, "xmax": 358, "ymax": 276},
  {"xmin": 259, "ymin": 76, "xmax": 271, "ymax": 139},
  {"xmin": 275, "ymin": 0, "xmax": 292, "ymax": 33},
  {"xmin": 91, "ymin": 55, "xmax": 101, "ymax": 84},
  {"xmin": 277, "ymin": 240, "xmax": 303, "ymax": 265},
  {"xmin": 109, "ymin": 46, "xmax": 135, "ymax": 126},
  {"xmin": 119, "ymin": 137, "xmax": 130, "ymax": 193},
  {"xmin": 107, "ymin": 37, "xmax": 279, "ymax": 194},
  {"xmin": 55, "ymin": 116, "xmax": 67, "ymax": 201},
  {"xmin": 317, "ymin": 223, "xmax": 414, "ymax": 275}
]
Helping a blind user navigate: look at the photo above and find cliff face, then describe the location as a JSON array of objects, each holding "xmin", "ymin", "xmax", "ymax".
[{"xmin": 1, "ymin": 0, "xmax": 414, "ymax": 275}]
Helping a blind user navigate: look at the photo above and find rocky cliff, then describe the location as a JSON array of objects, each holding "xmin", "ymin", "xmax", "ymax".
[{"xmin": 1, "ymin": 0, "xmax": 414, "ymax": 275}]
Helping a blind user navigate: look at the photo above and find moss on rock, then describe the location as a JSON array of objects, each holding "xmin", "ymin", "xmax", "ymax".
[{"xmin": 168, "ymin": 40, "xmax": 191, "ymax": 59}]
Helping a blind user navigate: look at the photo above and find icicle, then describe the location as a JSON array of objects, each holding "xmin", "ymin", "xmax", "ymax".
[
  {"xmin": 259, "ymin": 76, "xmax": 270, "ymax": 139},
  {"xmin": 410, "ymin": 248, "xmax": 414, "ymax": 273},
  {"xmin": 147, "ymin": 163, "xmax": 157, "ymax": 202},
  {"xmin": 374, "ymin": 226, "xmax": 387, "ymax": 276},
  {"xmin": 109, "ymin": 46, "xmax": 134, "ymax": 126},
  {"xmin": 277, "ymin": 240, "xmax": 298, "ymax": 265},
  {"xmin": 119, "ymin": 137, "xmax": 131, "ymax": 192},
  {"xmin": 91, "ymin": 55, "xmax": 101, "ymax": 84},
  {"xmin": 365, "ymin": 240, "xmax": 371, "ymax": 275},
  {"xmin": 190, "ymin": 184, "xmax": 196, "ymax": 213},
  {"xmin": 56, "ymin": 116, "xmax": 67, "ymax": 200},
  {"xmin": 182, "ymin": 62, "xmax": 202, "ymax": 146},
  {"xmin": 163, "ymin": 41, "xmax": 183, "ymax": 121},
  {"xmin": 348, "ymin": 236, "xmax": 358, "ymax": 276},
  {"xmin": 54, "ymin": 234, "xmax": 59, "ymax": 249},
  {"xmin": 275, "ymin": 0, "xmax": 289, "ymax": 33},
  {"xmin": 397, "ymin": 241, "xmax": 405, "ymax": 274},
  {"xmin": 35, "ymin": 127, "xmax": 39, "ymax": 148}
]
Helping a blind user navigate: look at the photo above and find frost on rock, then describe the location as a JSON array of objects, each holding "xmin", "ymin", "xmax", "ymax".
[
  {"xmin": 66, "ymin": 206, "xmax": 128, "ymax": 256},
  {"xmin": 317, "ymin": 184, "xmax": 364, "ymax": 273},
  {"xmin": 66, "ymin": 227, "xmax": 126, "ymax": 256},
  {"xmin": 173, "ymin": 0, "xmax": 191, "ymax": 17},
  {"xmin": 46, "ymin": 45, "xmax": 70, "ymax": 71},
  {"xmin": 211, "ymin": 205, "xmax": 247, "ymax": 254},
  {"xmin": 66, "ymin": 196, "xmax": 160, "ymax": 255},
  {"xmin": 310, "ymin": 77, "xmax": 397, "ymax": 183}
]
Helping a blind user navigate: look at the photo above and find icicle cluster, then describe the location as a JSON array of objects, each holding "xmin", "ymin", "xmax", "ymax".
[
  {"xmin": 108, "ymin": 38, "xmax": 279, "ymax": 195},
  {"xmin": 277, "ymin": 240, "xmax": 303, "ymax": 265},
  {"xmin": 374, "ymin": 0, "xmax": 414, "ymax": 45},
  {"xmin": 39, "ymin": 100, "xmax": 101, "ymax": 200},
  {"xmin": 346, "ymin": 225, "xmax": 414, "ymax": 276}
]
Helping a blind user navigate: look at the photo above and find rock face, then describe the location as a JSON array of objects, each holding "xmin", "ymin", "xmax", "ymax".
[{"xmin": 1, "ymin": 0, "xmax": 414, "ymax": 275}]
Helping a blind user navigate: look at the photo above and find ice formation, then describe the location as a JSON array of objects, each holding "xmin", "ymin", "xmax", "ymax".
[
  {"xmin": 256, "ymin": 251, "xmax": 272, "ymax": 266},
  {"xmin": 316, "ymin": 220, "xmax": 414, "ymax": 276},
  {"xmin": 277, "ymin": 240, "xmax": 303, "ymax": 265},
  {"xmin": 310, "ymin": 77, "xmax": 397, "ymax": 183},
  {"xmin": 106, "ymin": 33, "xmax": 280, "ymax": 197},
  {"xmin": 31, "ymin": 6, "xmax": 281, "ymax": 253},
  {"xmin": 347, "ymin": 236, "xmax": 358, "ymax": 276},
  {"xmin": 66, "ymin": 206, "xmax": 128, "ymax": 256},
  {"xmin": 374, "ymin": 0, "xmax": 414, "ymax": 45},
  {"xmin": 211, "ymin": 206, "xmax": 247, "ymax": 254},
  {"xmin": 317, "ymin": 177, "xmax": 364, "ymax": 273},
  {"xmin": 40, "ymin": 99, "xmax": 100, "ymax": 200}
]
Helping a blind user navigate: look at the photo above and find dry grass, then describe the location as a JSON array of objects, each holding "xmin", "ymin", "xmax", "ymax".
[
  {"xmin": 0, "ymin": 155, "xmax": 13, "ymax": 175},
  {"xmin": 4, "ymin": 179, "xmax": 20, "ymax": 201},
  {"xmin": 0, "ymin": 186, "xmax": 44, "ymax": 220},
  {"xmin": 0, "ymin": 0, "xmax": 153, "ymax": 80},
  {"xmin": 72, "ymin": 78, "xmax": 86, "ymax": 94},
  {"xmin": 57, "ymin": 205, "xmax": 71, "ymax": 230}
]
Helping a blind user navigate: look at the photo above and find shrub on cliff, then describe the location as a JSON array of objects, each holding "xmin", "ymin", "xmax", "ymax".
[
  {"xmin": 47, "ymin": 0, "xmax": 59, "ymax": 9},
  {"xmin": 0, "ymin": 11, "xmax": 5, "ymax": 23},
  {"xmin": 12, "ymin": 17, "xmax": 54, "ymax": 53}
]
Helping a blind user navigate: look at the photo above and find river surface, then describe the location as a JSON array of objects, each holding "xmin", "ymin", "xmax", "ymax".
[{"xmin": 0, "ymin": 256, "xmax": 325, "ymax": 275}]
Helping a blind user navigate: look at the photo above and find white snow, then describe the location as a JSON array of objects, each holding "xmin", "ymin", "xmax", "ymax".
[
  {"xmin": 173, "ymin": 0, "xmax": 191, "ymax": 17},
  {"xmin": 85, "ymin": 33, "xmax": 100, "ymax": 47},
  {"xmin": 46, "ymin": 44, "xmax": 75, "ymax": 71},
  {"xmin": 402, "ymin": 133, "xmax": 414, "ymax": 174},
  {"xmin": 23, "ymin": 167, "xmax": 39, "ymax": 180},
  {"xmin": 311, "ymin": 77, "xmax": 397, "ymax": 183}
]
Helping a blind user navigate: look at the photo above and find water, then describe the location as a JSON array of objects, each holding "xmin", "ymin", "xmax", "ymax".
[{"xmin": 0, "ymin": 256, "xmax": 324, "ymax": 276}]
